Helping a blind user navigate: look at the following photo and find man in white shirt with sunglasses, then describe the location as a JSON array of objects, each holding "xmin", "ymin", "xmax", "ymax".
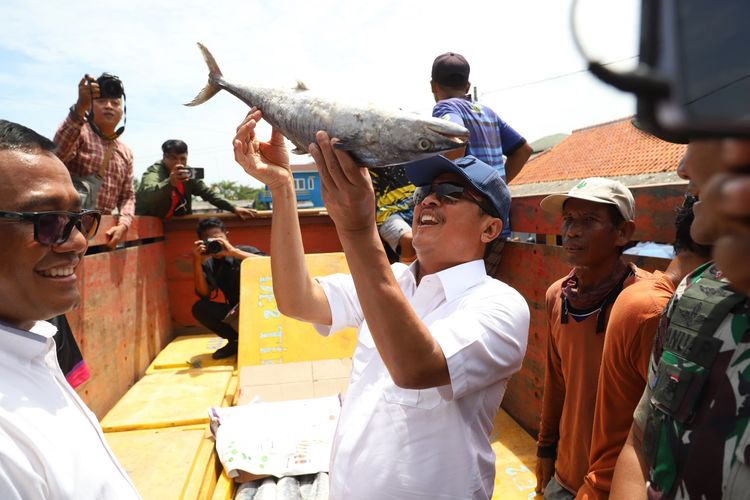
[
  {"xmin": 0, "ymin": 120, "xmax": 140, "ymax": 499},
  {"xmin": 232, "ymin": 109, "xmax": 530, "ymax": 500}
]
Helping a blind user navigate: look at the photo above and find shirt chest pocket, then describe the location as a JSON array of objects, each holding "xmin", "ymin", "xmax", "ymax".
[{"xmin": 383, "ymin": 384, "xmax": 442, "ymax": 410}]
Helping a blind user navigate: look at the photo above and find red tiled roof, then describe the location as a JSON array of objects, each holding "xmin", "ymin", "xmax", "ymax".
[{"xmin": 510, "ymin": 117, "xmax": 687, "ymax": 185}]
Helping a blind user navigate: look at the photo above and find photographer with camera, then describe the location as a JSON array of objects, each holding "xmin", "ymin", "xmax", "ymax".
[
  {"xmin": 54, "ymin": 73, "xmax": 135, "ymax": 249},
  {"xmin": 192, "ymin": 217, "xmax": 264, "ymax": 359},
  {"xmin": 136, "ymin": 139, "xmax": 256, "ymax": 219}
]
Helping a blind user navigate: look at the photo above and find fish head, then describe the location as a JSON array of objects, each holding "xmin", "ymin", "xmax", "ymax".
[{"xmin": 381, "ymin": 115, "xmax": 469, "ymax": 165}]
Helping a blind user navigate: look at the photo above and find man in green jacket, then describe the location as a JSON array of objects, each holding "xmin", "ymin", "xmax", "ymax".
[{"xmin": 135, "ymin": 139, "xmax": 256, "ymax": 219}]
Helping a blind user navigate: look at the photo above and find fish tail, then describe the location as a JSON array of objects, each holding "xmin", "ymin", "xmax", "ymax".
[{"xmin": 184, "ymin": 42, "xmax": 223, "ymax": 107}]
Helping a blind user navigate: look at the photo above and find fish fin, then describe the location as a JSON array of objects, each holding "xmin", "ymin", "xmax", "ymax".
[
  {"xmin": 291, "ymin": 146, "xmax": 308, "ymax": 155},
  {"xmin": 185, "ymin": 42, "xmax": 224, "ymax": 107},
  {"xmin": 294, "ymin": 80, "xmax": 309, "ymax": 91},
  {"xmin": 331, "ymin": 135, "xmax": 359, "ymax": 151}
]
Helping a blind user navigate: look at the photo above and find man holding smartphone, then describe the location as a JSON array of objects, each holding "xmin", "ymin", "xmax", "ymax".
[{"xmin": 135, "ymin": 139, "xmax": 256, "ymax": 219}]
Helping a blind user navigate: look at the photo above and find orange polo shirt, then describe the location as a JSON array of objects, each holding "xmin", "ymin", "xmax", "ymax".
[
  {"xmin": 537, "ymin": 264, "xmax": 651, "ymax": 495},
  {"xmin": 576, "ymin": 271, "xmax": 675, "ymax": 500}
]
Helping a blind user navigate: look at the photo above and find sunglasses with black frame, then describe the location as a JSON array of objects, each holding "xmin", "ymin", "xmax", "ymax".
[
  {"xmin": 412, "ymin": 181, "xmax": 499, "ymax": 218},
  {"xmin": 0, "ymin": 210, "xmax": 102, "ymax": 246}
]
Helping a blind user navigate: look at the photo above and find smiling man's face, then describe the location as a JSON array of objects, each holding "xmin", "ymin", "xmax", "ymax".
[
  {"xmin": 0, "ymin": 150, "xmax": 88, "ymax": 330},
  {"xmin": 412, "ymin": 172, "xmax": 499, "ymax": 273},
  {"xmin": 91, "ymin": 97, "xmax": 123, "ymax": 134}
]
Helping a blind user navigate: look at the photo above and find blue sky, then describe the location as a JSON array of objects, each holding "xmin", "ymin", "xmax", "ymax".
[{"xmin": 0, "ymin": 0, "xmax": 638, "ymax": 187}]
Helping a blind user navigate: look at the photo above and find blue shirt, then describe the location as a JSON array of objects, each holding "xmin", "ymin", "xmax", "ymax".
[
  {"xmin": 433, "ymin": 97, "xmax": 525, "ymax": 238},
  {"xmin": 432, "ymin": 97, "xmax": 525, "ymax": 180}
]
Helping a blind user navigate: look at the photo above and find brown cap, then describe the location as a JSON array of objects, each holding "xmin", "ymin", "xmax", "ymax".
[
  {"xmin": 540, "ymin": 177, "xmax": 635, "ymax": 221},
  {"xmin": 432, "ymin": 52, "xmax": 470, "ymax": 88}
]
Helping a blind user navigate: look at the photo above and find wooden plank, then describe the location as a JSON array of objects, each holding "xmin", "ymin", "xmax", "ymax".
[
  {"xmin": 238, "ymin": 253, "xmax": 358, "ymax": 367},
  {"xmin": 510, "ymin": 184, "xmax": 688, "ymax": 244},
  {"xmin": 67, "ymin": 242, "xmax": 172, "ymax": 418},
  {"xmin": 105, "ymin": 425, "xmax": 206, "ymax": 500},
  {"xmin": 145, "ymin": 333, "xmax": 233, "ymax": 373},
  {"xmin": 491, "ymin": 410, "xmax": 541, "ymax": 499},
  {"xmin": 100, "ymin": 367, "xmax": 233, "ymax": 432}
]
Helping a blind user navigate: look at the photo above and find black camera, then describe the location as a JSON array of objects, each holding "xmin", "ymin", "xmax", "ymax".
[
  {"xmin": 204, "ymin": 239, "xmax": 224, "ymax": 255},
  {"xmin": 97, "ymin": 73, "xmax": 125, "ymax": 99}
]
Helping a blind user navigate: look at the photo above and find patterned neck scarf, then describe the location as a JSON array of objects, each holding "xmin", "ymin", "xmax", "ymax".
[{"xmin": 561, "ymin": 259, "xmax": 632, "ymax": 333}]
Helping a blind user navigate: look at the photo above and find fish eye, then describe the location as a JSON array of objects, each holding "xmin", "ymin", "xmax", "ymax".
[{"xmin": 418, "ymin": 138, "xmax": 433, "ymax": 151}]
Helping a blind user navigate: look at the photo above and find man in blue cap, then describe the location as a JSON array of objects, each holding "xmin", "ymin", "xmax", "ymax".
[{"xmin": 231, "ymin": 109, "xmax": 530, "ymax": 500}]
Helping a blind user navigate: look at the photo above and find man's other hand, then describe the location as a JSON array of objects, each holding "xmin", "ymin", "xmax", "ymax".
[
  {"xmin": 192, "ymin": 239, "xmax": 208, "ymax": 259},
  {"xmin": 234, "ymin": 207, "xmax": 257, "ymax": 219},
  {"xmin": 233, "ymin": 108, "xmax": 291, "ymax": 191},
  {"xmin": 74, "ymin": 74, "xmax": 99, "ymax": 120},
  {"xmin": 105, "ymin": 223, "xmax": 128, "ymax": 249},
  {"xmin": 535, "ymin": 457, "xmax": 554, "ymax": 494},
  {"xmin": 705, "ymin": 139, "xmax": 750, "ymax": 294},
  {"xmin": 308, "ymin": 130, "xmax": 376, "ymax": 234},
  {"xmin": 208, "ymin": 236, "xmax": 237, "ymax": 258}
]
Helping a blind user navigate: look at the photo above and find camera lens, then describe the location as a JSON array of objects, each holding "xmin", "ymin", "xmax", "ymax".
[
  {"xmin": 205, "ymin": 239, "xmax": 223, "ymax": 254},
  {"xmin": 97, "ymin": 74, "xmax": 124, "ymax": 99}
]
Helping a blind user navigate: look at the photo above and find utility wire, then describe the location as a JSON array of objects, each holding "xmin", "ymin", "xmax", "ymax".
[{"xmin": 482, "ymin": 55, "xmax": 637, "ymax": 95}]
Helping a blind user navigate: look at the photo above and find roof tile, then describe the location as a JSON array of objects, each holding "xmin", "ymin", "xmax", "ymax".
[{"xmin": 511, "ymin": 117, "xmax": 687, "ymax": 185}]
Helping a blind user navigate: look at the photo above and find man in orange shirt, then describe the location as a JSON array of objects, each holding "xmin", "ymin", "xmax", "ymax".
[
  {"xmin": 535, "ymin": 177, "xmax": 651, "ymax": 499},
  {"xmin": 576, "ymin": 193, "xmax": 711, "ymax": 500}
]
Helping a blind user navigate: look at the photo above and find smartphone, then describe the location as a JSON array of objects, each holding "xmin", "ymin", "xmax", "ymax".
[
  {"xmin": 640, "ymin": 0, "xmax": 750, "ymax": 138},
  {"xmin": 184, "ymin": 167, "xmax": 204, "ymax": 180}
]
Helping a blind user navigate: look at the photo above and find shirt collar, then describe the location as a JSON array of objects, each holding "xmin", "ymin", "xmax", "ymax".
[
  {"xmin": 408, "ymin": 259, "xmax": 488, "ymax": 302},
  {"xmin": 0, "ymin": 320, "xmax": 57, "ymax": 360}
]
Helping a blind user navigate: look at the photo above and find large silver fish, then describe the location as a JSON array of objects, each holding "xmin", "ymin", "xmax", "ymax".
[{"xmin": 186, "ymin": 43, "xmax": 469, "ymax": 167}]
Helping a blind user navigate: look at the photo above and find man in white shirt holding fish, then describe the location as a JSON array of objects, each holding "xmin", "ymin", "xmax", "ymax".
[{"xmin": 230, "ymin": 107, "xmax": 530, "ymax": 499}]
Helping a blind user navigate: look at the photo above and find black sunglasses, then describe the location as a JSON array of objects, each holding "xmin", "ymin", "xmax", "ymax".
[
  {"xmin": 0, "ymin": 210, "xmax": 102, "ymax": 246},
  {"xmin": 412, "ymin": 182, "xmax": 498, "ymax": 217}
]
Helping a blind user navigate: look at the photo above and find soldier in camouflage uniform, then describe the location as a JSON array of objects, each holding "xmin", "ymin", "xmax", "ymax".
[
  {"xmin": 610, "ymin": 141, "xmax": 750, "ymax": 499},
  {"xmin": 634, "ymin": 262, "xmax": 748, "ymax": 498}
]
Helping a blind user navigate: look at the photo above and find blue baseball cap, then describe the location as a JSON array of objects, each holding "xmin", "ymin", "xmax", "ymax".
[{"xmin": 405, "ymin": 155, "xmax": 510, "ymax": 225}]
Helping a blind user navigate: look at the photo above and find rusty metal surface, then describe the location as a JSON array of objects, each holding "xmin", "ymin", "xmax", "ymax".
[
  {"xmin": 510, "ymin": 184, "xmax": 688, "ymax": 244},
  {"xmin": 68, "ymin": 241, "xmax": 171, "ymax": 418},
  {"xmin": 163, "ymin": 213, "xmax": 342, "ymax": 329},
  {"xmin": 88, "ymin": 215, "xmax": 164, "ymax": 247}
]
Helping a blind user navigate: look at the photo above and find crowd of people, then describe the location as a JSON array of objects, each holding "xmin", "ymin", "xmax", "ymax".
[{"xmin": 0, "ymin": 43, "xmax": 748, "ymax": 500}]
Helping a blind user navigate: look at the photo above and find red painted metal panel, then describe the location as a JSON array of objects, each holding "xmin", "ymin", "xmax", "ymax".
[
  {"xmin": 510, "ymin": 184, "xmax": 688, "ymax": 244},
  {"xmin": 67, "ymin": 242, "xmax": 172, "ymax": 418},
  {"xmin": 88, "ymin": 215, "xmax": 164, "ymax": 247},
  {"xmin": 162, "ymin": 213, "xmax": 342, "ymax": 329}
]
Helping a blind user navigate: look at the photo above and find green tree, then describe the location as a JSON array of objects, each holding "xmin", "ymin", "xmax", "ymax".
[{"xmin": 209, "ymin": 180, "xmax": 265, "ymax": 208}]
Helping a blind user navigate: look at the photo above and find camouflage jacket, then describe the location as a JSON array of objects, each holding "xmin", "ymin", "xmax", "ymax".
[{"xmin": 633, "ymin": 262, "xmax": 750, "ymax": 499}]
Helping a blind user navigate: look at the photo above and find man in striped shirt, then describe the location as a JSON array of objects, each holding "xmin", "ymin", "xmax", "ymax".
[
  {"xmin": 55, "ymin": 73, "xmax": 135, "ymax": 249},
  {"xmin": 430, "ymin": 52, "xmax": 532, "ymax": 273}
]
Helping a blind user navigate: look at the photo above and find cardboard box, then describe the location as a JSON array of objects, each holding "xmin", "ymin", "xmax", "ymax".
[{"xmin": 237, "ymin": 358, "xmax": 351, "ymax": 406}]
